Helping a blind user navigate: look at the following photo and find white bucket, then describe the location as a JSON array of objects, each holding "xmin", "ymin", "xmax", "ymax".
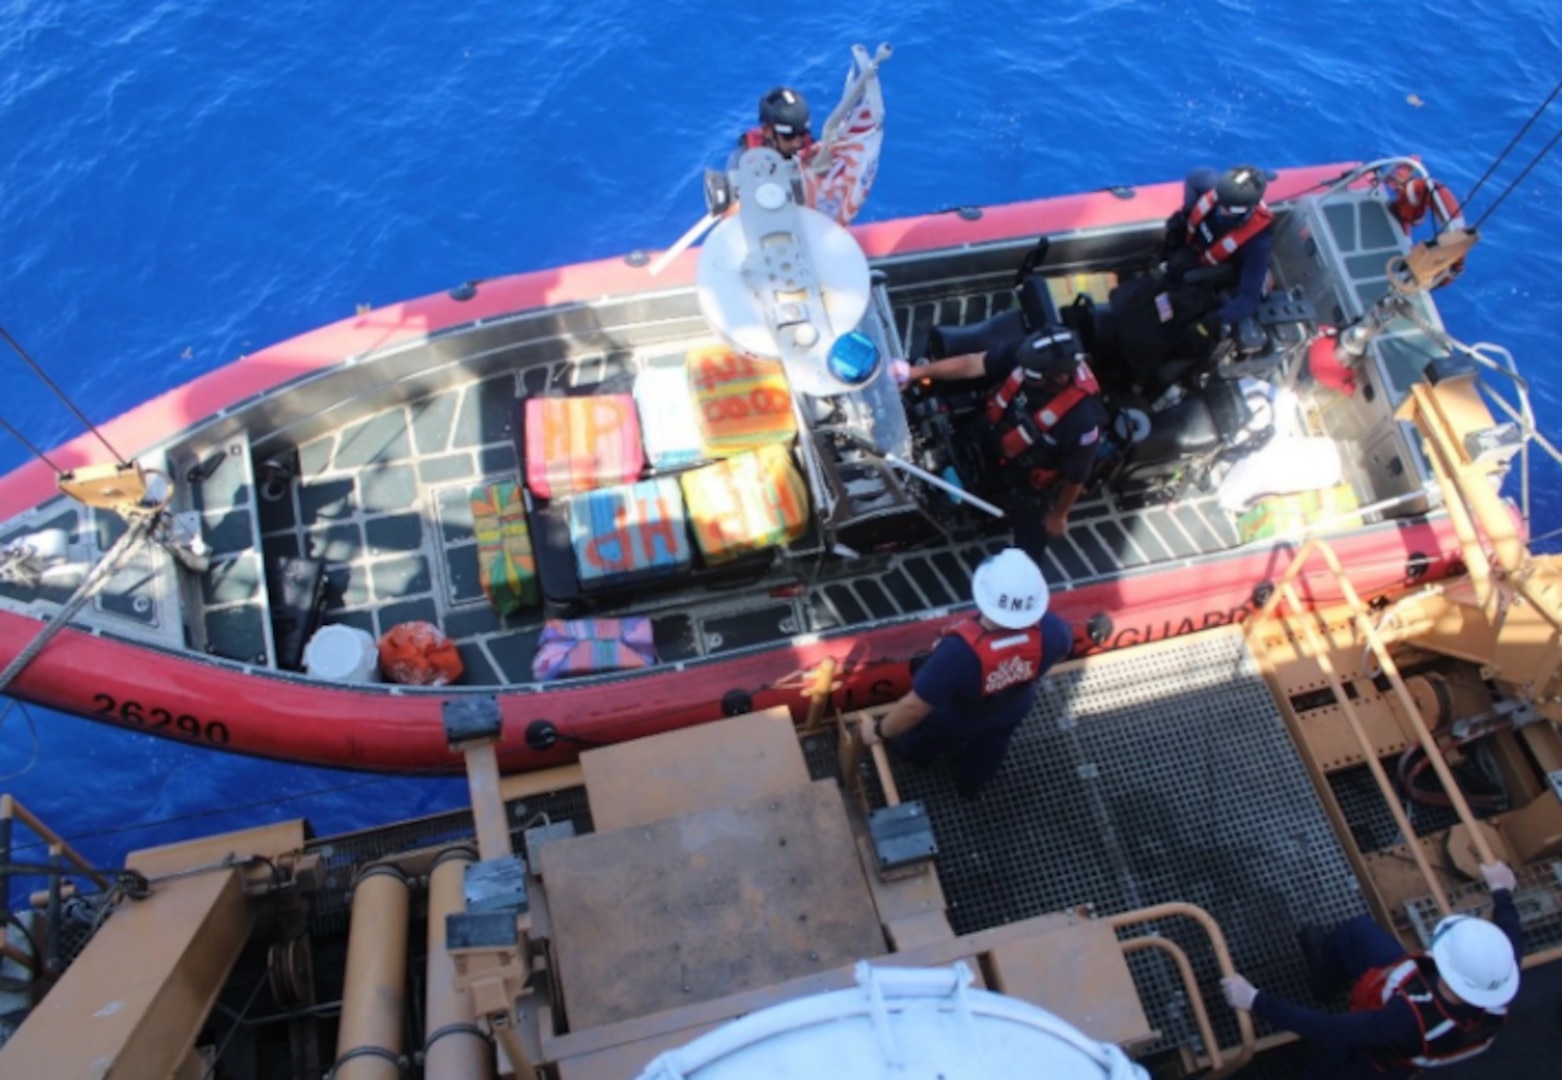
[
  {"xmin": 636, "ymin": 962, "xmax": 1146, "ymax": 1080},
  {"xmin": 303, "ymin": 624, "xmax": 380, "ymax": 683}
]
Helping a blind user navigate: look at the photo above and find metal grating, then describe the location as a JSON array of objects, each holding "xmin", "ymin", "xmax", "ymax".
[
  {"xmin": 882, "ymin": 629, "xmax": 1367, "ymax": 1054},
  {"xmin": 1326, "ymin": 761, "xmax": 1467, "ymax": 851}
]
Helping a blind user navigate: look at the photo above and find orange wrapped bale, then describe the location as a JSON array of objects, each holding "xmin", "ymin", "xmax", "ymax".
[
  {"xmin": 686, "ymin": 345, "xmax": 796, "ymax": 458},
  {"xmin": 378, "ymin": 622, "xmax": 464, "ymax": 686}
]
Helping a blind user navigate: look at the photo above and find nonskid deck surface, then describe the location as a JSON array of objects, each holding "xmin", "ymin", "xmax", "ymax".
[
  {"xmin": 228, "ymin": 288, "xmax": 1254, "ymax": 682},
  {"xmin": 876, "ymin": 628, "xmax": 1366, "ymax": 1056}
]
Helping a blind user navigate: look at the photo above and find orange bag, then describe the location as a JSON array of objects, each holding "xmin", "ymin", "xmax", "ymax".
[{"xmin": 378, "ymin": 622, "xmax": 464, "ymax": 686}]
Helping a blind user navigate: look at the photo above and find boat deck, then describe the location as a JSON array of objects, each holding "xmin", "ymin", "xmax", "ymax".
[{"xmin": 228, "ymin": 287, "xmax": 1261, "ymax": 683}]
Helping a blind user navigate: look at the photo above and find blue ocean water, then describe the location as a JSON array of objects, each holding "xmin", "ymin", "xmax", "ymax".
[{"xmin": 2, "ymin": 1, "xmax": 1561, "ymax": 874}]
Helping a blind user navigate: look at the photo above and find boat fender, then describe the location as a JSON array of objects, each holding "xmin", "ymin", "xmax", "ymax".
[
  {"xmin": 524, "ymin": 719, "xmax": 560, "ymax": 751},
  {"xmin": 721, "ymin": 689, "xmax": 755, "ymax": 716},
  {"xmin": 1085, "ymin": 613, "xmax": 1113, "ymax": 646}
]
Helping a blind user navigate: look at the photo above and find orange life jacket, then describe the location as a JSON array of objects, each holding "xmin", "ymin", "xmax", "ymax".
[
  {"xmin": 984, "ymin": 361, "xmax": 1101, "ymax": 486},
  {"xmin": 1347, "ymin": 955, "xmax": 1506, "ymax": 1071},
  {"xmin": 739, "ymin": 126, "xmax": 817, "ymax": 160},
  {"xmin": 1385, "ymin": 166, "xmax": 1467, "ymax": 287},
  {"xmin": 1185, "ymin": 188, "xmax": 1276, "ymax": 267},
  {"xmin": 945, "ymin": 618, "xmax": 1044, "ymax": 697}
]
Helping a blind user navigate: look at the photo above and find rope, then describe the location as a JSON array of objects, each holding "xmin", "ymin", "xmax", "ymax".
[
  {"xmin": 1461, "ymin": 77, "xmax": 1562, "ymax": 211},
  {"xmin": 201, "ymin": 977, "xmax": 271, "ymax": 1080},
  {"xmin": 0, "ymin": 414, "xmax": 63, "ymax": 472},
  {"xmin": 1470, "ymin": 121, "xmax": 1562, "ymax": 231},
  {"xmin": 0, "ymin": 514, "xmax": 154, "ymax": 697},
  {"xmin": 0, "ymin": 698, "xmax": 40, "ymax": 782},
  {"xmin": 0, "ymin": 325, "xmax": 127, "ymax": 467}
]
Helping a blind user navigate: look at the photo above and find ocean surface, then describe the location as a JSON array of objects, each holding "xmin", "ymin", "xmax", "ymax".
[{"xmin": 2, "ymin": 1, "xmax": 1561, "ymax": 876}]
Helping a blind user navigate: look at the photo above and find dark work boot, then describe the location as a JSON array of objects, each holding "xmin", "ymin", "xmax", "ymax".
[{"xmin": 1297, "ymin": 925, "xmax": 1347, "ymax": 1000}]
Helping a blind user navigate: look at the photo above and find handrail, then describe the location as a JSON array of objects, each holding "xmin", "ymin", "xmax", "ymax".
[
  {"xmin": 1104, "ymin": 902, "xmax": 1255, "ymax": 1078},
  {"xmin": 1245, "ymin": 539, "xmax": 1499, "ymax": 869},
  {"xmin": 0, "ymin": 795, "xmax": 109, "ymax": 891}
]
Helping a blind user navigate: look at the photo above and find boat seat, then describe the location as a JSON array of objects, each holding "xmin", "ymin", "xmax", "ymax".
[
  {"xmin": 680, "ymin": 445, "xmax": 811, "ymax": 565},
  {"xmin": 686, "ymin": 345, "xmax": 797, "ymax": 459},
  {"xmin": 519, "ymin": 394, "xmax": 645, "ymax": 499},
  {"xmin": 527, "ymin": 494, "xmax": 775, "ymax": 614},
  {"xmin": 568, "ymin": 476, "xmax": 692, "ymax": 590},
  {"xmin": 471, "ymin": 480, "xmax": 539, "ymax": 613}
]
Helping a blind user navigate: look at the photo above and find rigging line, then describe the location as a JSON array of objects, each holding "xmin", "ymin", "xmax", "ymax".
[
  {"xmin": 0, "ymin": 698, "xmax": 41, "ymax": 784},
  {"xmin": 0, "ymin": 413, "xmax": 64, "ymax": 472},
  {"xmin": 1470, "ymin": 121, "xmax": 1562, "ymax": 231},
  {"xmin": 0, "ymin": 325, "xmax": 127, "ymax": 467},
  {"xmin": 1462, "ymin": 77, "xmax": 1562, "ymax": 211}
]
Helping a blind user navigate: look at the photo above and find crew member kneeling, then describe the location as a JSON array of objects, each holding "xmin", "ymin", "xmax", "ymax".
[
  {"xmin": 908, "ymin": 325, "xmax": 1107, "ymax": 557},
  {"xmin": 1221, "ymin": 860, "xmax": 1523, "ymax": 1078},
  {"xmin": 859, "ymin": 548, "xmax": 1071, "ymax": 798}
]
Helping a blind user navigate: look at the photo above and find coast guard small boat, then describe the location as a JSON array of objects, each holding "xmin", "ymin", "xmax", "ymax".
[{"xmin": 0, "ymin": 46, "xmax": 1535, "ymax": 773}]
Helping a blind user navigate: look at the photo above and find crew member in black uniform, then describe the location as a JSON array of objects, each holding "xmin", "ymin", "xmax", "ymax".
[
  {"xmin": 730, "ymin": 86, "xmax": 818, "ymax": 167},
  {"xmin": 1221, "ymin": 860, "xmax": 1523, "ymax": 1078},
  {"xmin": 907, "ymin": 325, "xmax": 1108, "ymax": 558},
  {"xmin": 1162, "ymin": 163, "xmax": 1276, "ymax": 341}
]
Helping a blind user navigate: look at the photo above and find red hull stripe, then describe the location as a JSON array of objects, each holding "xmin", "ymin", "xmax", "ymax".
[{"xmin": 0, "ymin": 517, "xmax": 1461, "ymax": 773}]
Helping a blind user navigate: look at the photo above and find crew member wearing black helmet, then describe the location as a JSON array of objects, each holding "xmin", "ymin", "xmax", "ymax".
[
  {"xmin": 734, "ymin": 86, "xmax": 818, "ymax": 164},
  {"xmin": 904, "ymin": 325, "xmax": 1108, "ymax": 556},
  {"xmin": 1161, "ymin": 164, "xmax": 1276, "ymax": 338}
]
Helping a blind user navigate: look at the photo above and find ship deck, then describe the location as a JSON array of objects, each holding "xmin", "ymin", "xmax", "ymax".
[{"xmin": 292, "ymin": 628, "xmax": 1363, "ymax": 1067}]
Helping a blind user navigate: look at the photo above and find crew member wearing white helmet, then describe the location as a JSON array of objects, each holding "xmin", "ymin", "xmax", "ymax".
[
  {"xmin": 859, "ymin": 548, "xmax": 1071, "ymax": 798},
  {"xmin": 1221, "ymin": 860, "xmax": 1523, "ymax": 1078}
]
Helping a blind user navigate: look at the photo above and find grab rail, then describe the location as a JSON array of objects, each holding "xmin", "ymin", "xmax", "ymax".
[
  {"xmin": 1244, "ymin": 538, "xmax": 1500, "ymax": 905},
  {"xmin": 1105, "ymin": 902, "xmax": 1256, "ymax": 1078},
  {"xmin": 0, "ymin": 794, "xmax": 111, "ymax": 983}
]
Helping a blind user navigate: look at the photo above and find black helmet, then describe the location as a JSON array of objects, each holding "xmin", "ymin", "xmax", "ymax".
[
  {"xmin": 759, "ymin": 87, "xmax": 811, "ymax": 137},
  {"xmin": 1018, "ymin": 327, "xmax": 1080, "ymax": 381},
  {"xmin": 1215, "ymin": 164, "xmax": 1267, "ymax": 215}
]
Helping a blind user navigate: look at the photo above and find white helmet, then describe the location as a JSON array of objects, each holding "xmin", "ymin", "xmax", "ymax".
[
  {"xmin": 1429, "ymin": 915, "xmax": 1519, "ymax": 1008},
  {"xmin": 972, "ymin": 548, "xmax": 1049, "ymax": 629}
]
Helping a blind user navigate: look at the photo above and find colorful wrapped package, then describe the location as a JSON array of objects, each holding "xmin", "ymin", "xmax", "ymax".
[
  {"xmin": 679, "ymin": 444, "xmax": 811, "ymax": 564},
  {"xmin": 686, "ymin": 345, "xmax": 797, "ymax": 458},
  {"xmin": 532, "ymin": 616, "xmax": 659, "ymax": 681},
  {"xmin": 471, "ymin": 481, "xmax": 538, "ymax": 613},
  {"xmin": 1236, "ymin": 483, "xmax": 1362, "ymax": 543},
  {"xmin": 568, "ymin": 476, "xmax": 692, "ymax": 590},
  {"xmin": 522, "ymin": 395, "xmax": 645, "ymax": 498},
  {"xmin": 633, "ymin": 363, "xmax": 704, "ymax": 469}
]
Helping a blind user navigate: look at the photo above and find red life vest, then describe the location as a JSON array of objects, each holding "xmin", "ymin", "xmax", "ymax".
[
  {"xmin": 740, "ymin": 126, "xmax": 817, "ymax": 160},
  {"xmin": 1347, "ymin": 955, "xmax": 1506, "ymax": 1071},
  {"xmin": 1185, "ymin": 188, "xmax": 1276, "ymax": 267},
  {"xmin": 944, "ymin": 619, "xmax": 1044, "ymax": 697},
  {"xmin": 983, "ymin": 361, "xmax": 1101, "ymax": 485},
  {"xmin": 1385, "ymin": 166, "xmax": 1467, "ymax": 286}
]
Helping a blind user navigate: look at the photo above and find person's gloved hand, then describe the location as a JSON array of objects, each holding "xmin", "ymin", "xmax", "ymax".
[
  {"xmin": 890, "ymin": 358, "xmax": 913, "ymax": 389},
  {"xmin": 1481, "ymin": 861, "xmax": 1518, "ymax": 893},
  {"xmin": 1221, "ymin": 975, "xmax": 1258, "ymax": 1011}
]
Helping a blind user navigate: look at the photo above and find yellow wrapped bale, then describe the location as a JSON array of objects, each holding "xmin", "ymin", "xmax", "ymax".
[
  {"xmin": 1237, "ymin": 483, "xmax": 1361, "ymax": 544},
  {"xmin": 686, "ymin": 345, "xmax": 796, "ymax": 458},
  {"xmin": 680, "ymin": 444, "xmax": 810, "ymax": 564}
]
